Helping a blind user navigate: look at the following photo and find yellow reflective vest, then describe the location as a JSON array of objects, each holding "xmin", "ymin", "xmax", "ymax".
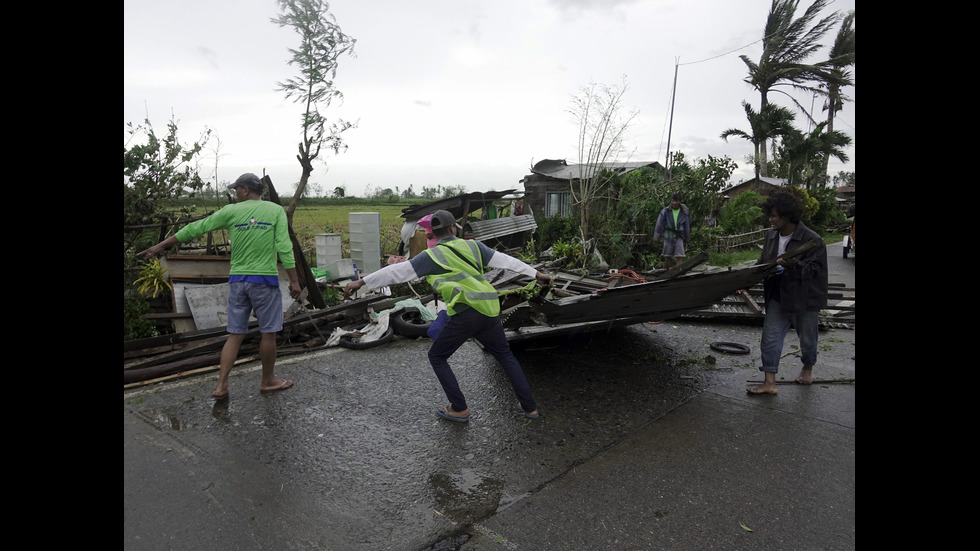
[{"xmin": 424, "ymin": 239, "xmax": 500, "ymax": 317}]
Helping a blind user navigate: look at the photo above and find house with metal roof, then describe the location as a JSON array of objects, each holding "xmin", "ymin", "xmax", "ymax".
[
  {"xmin": 719, "ymin": 176, "xmax": 788, "ymax": 200},
  {"xmin": 520, "ymin": 158, "xmax": 664, "ymax": 218}
]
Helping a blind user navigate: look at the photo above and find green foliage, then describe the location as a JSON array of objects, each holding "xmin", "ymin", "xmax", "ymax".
[
  {"xmin": 124, "ymin": 293, "xmax": 160, "ymax": 341},
  {"xmin": 602, "ymin": 231, "xmax": 636, "ymax": 270},
  {"xmin": 769, "ymin": 121, "xmax": 852, "ymax": 190},
  {"xmin": 776, "ymin": 187, "xmax": 819, "ymax": 223},
  {"xmin": 272, "ymin": 0, "xmax": 357, "ymax": 158},
  {"xmin": 807, "ymin": 186, "xmax": 848, "ymax": 230},
  {"xmin": 551, "ymin": 239, "xmax": 586, "ymax": 267},
  {"xmin": 133, "ymin": 258, "xmax": 173, "ymax": 299},
  {"xmin": 512, "ymin": 238, "xmax": 538, "ymax": 263},
  {"xmin": 123, "ymin": 117, "xmax": 211, "ymax": 226},
  {"xmin": 671, "ymin": 153, "xmax": 739, "ymax": 219},
  {"xmin": 720, "ymin": 102, "xmax": 797, "ymax": 178},
  {"xmin": 321, "ymin": 285, "xmax": 343, "ymax": 307},
  {"xmin": 707, "ymin": 248, "xmax": 759, "ymax": 268},
  {"xmin": 533, "ymin": 216, "xmax": 579, "ymax": 256},
  {"xmin": 498, "ymin": 279, "xmax": 554, "ymax": 302},
  {"xmin": 583, "ymin": 152, "xmax": 738, "ymax": 269},
  {"xmin": 717, "ymin": 191, "xmax": 766, "ymax": 234},
  {"xmin": 689, "ymin": 226, "xmax": 726, "ymax": 256},
  {"xmin": 123, "ymin": 117, "xmax": 211, "ymax": 265}
]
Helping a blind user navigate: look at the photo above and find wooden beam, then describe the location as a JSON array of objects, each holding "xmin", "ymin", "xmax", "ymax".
[
  {"xmin": 736, "ymin": 289, "xmax": 762, "ymax": 313},
  {"xmin": 263, "ymin": 174, "xmax": 327, "ymax": 309},
  {"xmin": 649, "ymin": 251, "xmax": 710, "ymax": 281}
]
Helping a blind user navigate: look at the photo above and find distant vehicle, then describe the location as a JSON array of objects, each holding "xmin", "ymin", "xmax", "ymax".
[{"xmin": 843, "ymin": 217, "xmax": 855, "ymax": 258}]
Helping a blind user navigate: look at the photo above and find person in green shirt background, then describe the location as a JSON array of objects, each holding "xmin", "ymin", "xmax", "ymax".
[
  {"xmin": 653, "ymin": 192, "xmax": 691, "ymax": 269},
  {"xmin": 138, "ymin": 173, "xmax": 302, "ymax": 401}
]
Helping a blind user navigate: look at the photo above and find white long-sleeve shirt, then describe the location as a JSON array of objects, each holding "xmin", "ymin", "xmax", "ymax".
[{"xmin": 360, "ymin": 236, "xmax": 536, "ymax": 290}]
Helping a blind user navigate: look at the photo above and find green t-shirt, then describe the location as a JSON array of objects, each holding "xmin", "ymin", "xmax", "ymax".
[{"xmin": 175, "ymin": 200, "xmax": 295, "ymax": 275}]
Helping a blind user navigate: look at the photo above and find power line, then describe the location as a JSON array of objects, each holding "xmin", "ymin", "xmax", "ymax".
[{"xmin": 678, "ymin": 37, "xmax": 763, "ymax": 67}]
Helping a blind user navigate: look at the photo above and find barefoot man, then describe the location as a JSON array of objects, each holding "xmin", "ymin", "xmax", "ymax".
[
  {"xmin": 138, "ymin": 173, "xmax": 301, "ymax": 401},
  {"xmin": 748, "ymin": 192, "xmax": 828, "ymax": 395}
]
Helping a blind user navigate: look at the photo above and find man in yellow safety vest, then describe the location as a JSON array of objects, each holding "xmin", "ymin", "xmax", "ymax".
[{"xmin": 345, "ymin": 210, "xmax": 552, "ymax": 422}]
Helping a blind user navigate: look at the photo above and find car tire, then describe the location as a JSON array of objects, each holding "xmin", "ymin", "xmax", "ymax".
[
  {"xmin": 339, "ymin": 321, "xmax": 395, "ymax": 350},
  {"xmin": 709, "ymin": 341, "xmax": 751, "ymax": 355},
  {"xmin": 390, "ymin": 308, "xmax": 433, "ymax": 338}
]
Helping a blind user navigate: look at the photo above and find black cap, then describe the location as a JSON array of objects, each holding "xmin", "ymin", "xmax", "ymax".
[
  {"xmin": 227, "ymin": 173, "xmax": 264, "ymax": 192},
  {"xmin": 429, "ymin": 210, "xmax": 457, "ymax": 230}
]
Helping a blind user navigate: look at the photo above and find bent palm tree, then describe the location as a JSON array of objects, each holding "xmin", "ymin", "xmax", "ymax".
[
  {"xmin": 740, "ymin": 0, "xmax": 841, "ymax": 176},
  {"xmin": 818, "ymin": 9, "xmax": 855, "ymax": 181},
  {"xmin": 721, "ymin": 101, "xmax": 797, "ymax": 179}
]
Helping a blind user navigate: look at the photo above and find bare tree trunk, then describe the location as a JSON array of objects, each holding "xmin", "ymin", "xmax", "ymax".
[
  {"xmin": 263, "ymin": 174, "xmax": 326, "ymax": 309},
  {"xmin": 759, "ymin": 93, "xmax": 770, "ymax": 177}
]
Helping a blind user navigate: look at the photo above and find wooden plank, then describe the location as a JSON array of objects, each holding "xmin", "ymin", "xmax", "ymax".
[
  {"xmin": 736, "ymin": 289, "xmax": 762, "ymax": 313},
  {"xmin": 648, "ymin": 251, "xmax": 710, "ymax": 281}
]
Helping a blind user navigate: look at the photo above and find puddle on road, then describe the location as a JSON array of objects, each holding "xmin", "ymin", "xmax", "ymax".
[
  {"xmin": 429, "ymin": 468, "xmax": 503, "ymax": 524},
  {"xmin": 137, "ymin": 409, "xmax": 189, "ymax": 431}
]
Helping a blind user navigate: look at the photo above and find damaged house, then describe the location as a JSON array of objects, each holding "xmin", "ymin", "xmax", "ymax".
[{"xmin": 520, "ymin": 158, "xmax": 664, "ymax": 218}]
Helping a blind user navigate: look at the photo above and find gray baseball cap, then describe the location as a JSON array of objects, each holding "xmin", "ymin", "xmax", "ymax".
[
  {"xmin": 429, "ymin": 210, "xmax": 457, "ymax": 230},
  {"xmin": 227, "ymin": 173, "xmax": 264, "ymax": 192}
]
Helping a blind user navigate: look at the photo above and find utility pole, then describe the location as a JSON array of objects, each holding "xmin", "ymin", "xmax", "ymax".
[{"xmin": 664, "ymin": 58, "xmax": 679, "ymax": 180}]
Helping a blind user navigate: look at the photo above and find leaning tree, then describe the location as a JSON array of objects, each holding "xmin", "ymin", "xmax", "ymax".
[{"xmin": 272, "ymin": 0, "xmax": 357, "ymax": 224}]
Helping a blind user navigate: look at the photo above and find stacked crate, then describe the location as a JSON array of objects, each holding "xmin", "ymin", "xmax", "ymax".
[{"xmin": 348, "ymin": 212, "xmax": 381, "ymax": 276}]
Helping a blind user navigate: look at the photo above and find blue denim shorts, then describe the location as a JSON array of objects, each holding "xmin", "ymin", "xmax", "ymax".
[{"xmin": 226, "ymin": 281, "xmax": 283, "ymax": 334}]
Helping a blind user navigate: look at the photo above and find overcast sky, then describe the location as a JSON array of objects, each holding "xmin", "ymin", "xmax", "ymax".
[{"xmin": 124, "ymin": 0, "xmax": 855, "ymax": 197}]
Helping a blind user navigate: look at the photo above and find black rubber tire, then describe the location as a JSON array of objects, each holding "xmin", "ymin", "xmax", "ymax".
[
  {"xmin": 390, "ymin": 308, "xmax": 433, "ymax": 338},
  {"xmin": 339, "ymin": 321, "xmax": 395, "ymax": 350},
  {"xmin": 709, "ymin": 341, "xmax": 751, "ymax": 355},
  {"xmin": 843, "ymin": 245, "xmax": 849, "ymax": 259}
]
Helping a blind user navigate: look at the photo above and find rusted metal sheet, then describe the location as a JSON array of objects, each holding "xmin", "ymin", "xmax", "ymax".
[{"xmin": 467, "ymin": 215, "xmax": 537, "ymax": 242}]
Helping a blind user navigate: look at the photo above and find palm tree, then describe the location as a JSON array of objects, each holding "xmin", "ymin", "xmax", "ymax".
[
  {"xmin": 818, "ymin": 9, "xmax": 855, "ymax": 182},
  {"xmin": 721, "ymin": 101, "xmax": 797, "ymax": 179},
  {"xmin": 740, "ymin": 0, "xmax": 841, "ymax": 176},
  {"xmin": 773, "ymin": 121, "xmax": 851, "ymax": 190}
]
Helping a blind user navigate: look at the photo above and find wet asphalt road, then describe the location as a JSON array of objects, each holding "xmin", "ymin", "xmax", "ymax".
[{"xmin": 124, "ymin": 242, "xmax": 854, "ymax": 550}]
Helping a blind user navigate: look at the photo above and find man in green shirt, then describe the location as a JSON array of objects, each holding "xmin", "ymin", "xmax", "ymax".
[
  {"xmin": 138, "ymin": 173, "xmax": 302, "ymax": 400},
  {"xmin": 653, "ymin": 192, "xmax": 691, "ymax": 269}
]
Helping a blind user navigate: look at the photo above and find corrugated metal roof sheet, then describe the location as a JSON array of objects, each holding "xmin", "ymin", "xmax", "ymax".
[
  {"xmin": 399, "ymin": 190, "xmax": 520, "ymax": 222},
  {"xmin": 529, "ymin": 159, "xmax": 661, "ymax": 180},
  {"xmin": 467, "ymin": 214, "xmax": 537, "ymax": 242}
]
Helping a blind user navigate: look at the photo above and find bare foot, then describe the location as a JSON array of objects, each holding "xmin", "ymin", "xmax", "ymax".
[
  {"xmin": 260, "ymin": 379, "xmax": 293, "ymax": 394},
  {"xmin": 747, "ymin": 383, "xmax": 778, "ymax": 395},
  {"xmin": 212, "ymin": 387, "xmax": 229, "ymax": 400},
  {"xmin": 795, "ymin": 367, "xmax": 813, "ymax": 385}
]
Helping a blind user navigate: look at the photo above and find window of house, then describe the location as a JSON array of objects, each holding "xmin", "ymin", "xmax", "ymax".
[{"xmin": 545, "ymin": 191, "xmax": 571, "ymax": 217}]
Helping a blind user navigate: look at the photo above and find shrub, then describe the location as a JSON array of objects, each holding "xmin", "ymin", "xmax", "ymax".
[
  {"xmin": 808, "ymin": 187, "xmax": 848, "ymax": 231},
  {"xmin": 124, "ymin": 293, "xmax": 160, "ymax": 341},
  {"xmin": 690, "ymin": 226, "xmax": 726, "ymax": 254},
  {"xmin": 717, "ymin": 191, "xmax": 765, "ymax": 234},
  {"xmin": 533, "ymin": 215, "xmax": 579, "ymax": 256}
]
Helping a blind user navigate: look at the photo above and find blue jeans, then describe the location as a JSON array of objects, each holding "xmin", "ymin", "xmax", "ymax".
[
  {"xmin": 760, "ymin": 299, "xmax": 819, "ymax": 373},
  {"xmin": 427, "ymin": 308, "xmax": 537, "ymax": 414}
]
